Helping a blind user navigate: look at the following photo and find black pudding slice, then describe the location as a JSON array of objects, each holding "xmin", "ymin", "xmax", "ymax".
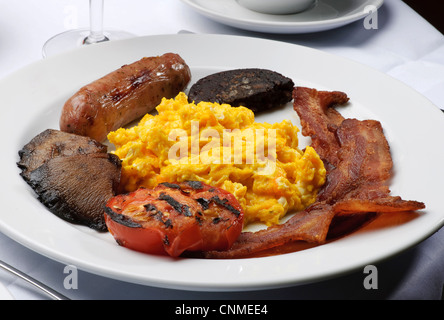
[{"xmin": 188, "ymin": 68, "xmax": 294, "ymax": 112}]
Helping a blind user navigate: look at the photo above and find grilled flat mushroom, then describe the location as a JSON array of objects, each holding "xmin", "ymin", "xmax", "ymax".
[
  {"xmin": 27, "ymin": 153, "xmax": 121, "ymax": 231},
  {"xmin": 18, "ymin": 129, "xmax": 107, "ymax": 181},
  {"xmin": 188, "ymin": 68, "xmax": 294, "ymax": 112}
]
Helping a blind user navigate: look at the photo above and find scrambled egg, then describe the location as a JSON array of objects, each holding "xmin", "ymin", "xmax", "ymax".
[{"xmin": 108, "ymin": 93, "xmax": 326, "ymax": 226}]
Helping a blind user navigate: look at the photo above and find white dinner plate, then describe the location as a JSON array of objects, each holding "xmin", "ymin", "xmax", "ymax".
[
  {"xmin": 0, "ymin": 34, "xmax": 443, "ymax": 291},
  {"xmin": 180, "ymin": 0, "xmax": 384, "ymax": 34}
]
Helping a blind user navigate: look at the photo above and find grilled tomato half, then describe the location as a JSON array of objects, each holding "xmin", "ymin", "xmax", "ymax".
[{"xmin": 104, "ymin": 181, "xmax": 244, "ymax": 257}]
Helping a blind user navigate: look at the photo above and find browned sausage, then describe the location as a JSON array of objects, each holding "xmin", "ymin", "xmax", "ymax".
[{"xmin": 60, "ymin": 53, "xmax": 191, "ymax": 142}]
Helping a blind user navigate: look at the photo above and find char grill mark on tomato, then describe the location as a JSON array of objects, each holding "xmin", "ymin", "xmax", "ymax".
[
  {"xmin": 104, "ymin": 206, "xmax": 142, "ymax": 228},
  {"xmin": 185, "ymin": 180, "xmax": 204, "ymax": 190},
  {"xmin": 196, "ymin": 196, "xmax": 241, "ymax": 217},
  {"xmin": 104, "ymin": 181, "xmax": 244, "ymax": 257},
  {"xmin": 144, "ymin": 203, "xmax": 173, "ymax": 228}
]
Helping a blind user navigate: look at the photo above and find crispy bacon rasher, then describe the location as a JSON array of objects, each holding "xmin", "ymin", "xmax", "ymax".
[{"xmin": 201, "ymin": 87, "xmax": 425, "ymax": 259}]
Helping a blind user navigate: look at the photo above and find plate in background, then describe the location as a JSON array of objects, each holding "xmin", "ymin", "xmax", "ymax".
[{"xmin": 180, "ymin": 0, "xmax": 384, "ymax": 34}]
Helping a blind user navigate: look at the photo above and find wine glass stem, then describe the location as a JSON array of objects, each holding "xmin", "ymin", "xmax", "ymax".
[{"xmin": 84, "ymin": 0, "xmax": 108, "ymax": 44}]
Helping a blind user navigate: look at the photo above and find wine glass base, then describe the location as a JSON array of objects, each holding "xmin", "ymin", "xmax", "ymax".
[{"xmin": 42, "ymin": 28, "xmax": 135, "ymax": 58}]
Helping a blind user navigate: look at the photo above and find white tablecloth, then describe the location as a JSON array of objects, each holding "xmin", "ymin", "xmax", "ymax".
[{"xmin": 1, "ymin": 0, "xmax": 443, "ymax": 300}]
